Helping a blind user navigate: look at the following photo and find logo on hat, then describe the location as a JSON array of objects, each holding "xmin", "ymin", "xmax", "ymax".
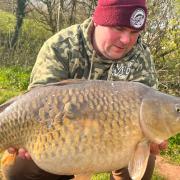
[{"xmin": 130, "ymin": 8, "xmax": 146, "ymax": 29}]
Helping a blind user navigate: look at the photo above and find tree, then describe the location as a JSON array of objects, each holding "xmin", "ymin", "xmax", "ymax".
[
  {"xmin": 144, "ymin": 0, "xmax": 179, "ymax": 95},
  {"xmin": 28, "ymin": 0, "xmax": 64, "ymax": 33},
  {"xmin": 0, "ymin": 0, "xmax": 16, "ymax": 13},
  {"xmin": 28, "ymin": 0, "xmax": 97, "ymax": 33},
  {"xmin": 10, "ymin": 0, "xmax": 28, "ymax": 48}
]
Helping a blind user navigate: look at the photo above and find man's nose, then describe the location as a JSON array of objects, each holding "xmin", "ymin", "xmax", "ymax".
[{"xmin": 119, "ymin": 32, "xmax": 131, "ymax": 45}]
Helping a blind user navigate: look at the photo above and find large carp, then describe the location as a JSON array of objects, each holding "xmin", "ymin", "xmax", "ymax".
[{"xmin": 0, "ymin": 80, "xmax": 179, "ymax": 180}]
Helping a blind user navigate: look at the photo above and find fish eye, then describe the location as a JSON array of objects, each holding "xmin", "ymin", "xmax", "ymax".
[{"xmin": 175, "ymin": 104, "xmax": 180, "ymax": 113}]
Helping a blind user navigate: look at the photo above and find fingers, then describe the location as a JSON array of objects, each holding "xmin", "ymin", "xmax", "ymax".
[
  {"xmin": 8, "ymin": 147, "xmax": 17, "ymax": 154},
  {"xmin": 150, "ymin": 140, "xmax": 168, "ymax": 155},
  {"xmin": 7, "ymin": 147, "xmax": 31, "ymax": 160},
  {"xmin": 18, "ymin": 148, "xmax": 31, "ymax": 160},
  {"xmin": 159, "ymin": 140, "xmax": 168, "ymax": 150},
  {"xmin": 24, "ymin": 151, "xmax": 31, "ymax": 160},
  {"xmin": 150, "ymin": 143, "xmax": 160, "ymax": 155},
  {"xmin": 18, "ymin": 148, "xmax": 27, "ymax": 159}
]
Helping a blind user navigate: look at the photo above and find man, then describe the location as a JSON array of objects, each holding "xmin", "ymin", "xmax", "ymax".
[{"xmin": 3, "ymin": 0, "xmax": 167, "ymax": 179}]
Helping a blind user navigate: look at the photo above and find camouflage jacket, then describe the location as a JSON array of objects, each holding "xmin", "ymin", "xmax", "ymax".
[{"xmin": 28, "ymin": 18, "xmax": 158, "ymax": 90}]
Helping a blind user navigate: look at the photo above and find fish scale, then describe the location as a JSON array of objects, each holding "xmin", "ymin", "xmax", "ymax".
[{"xmin": 0, "ymin": 80, "xmax": 179, "ymax": 179}]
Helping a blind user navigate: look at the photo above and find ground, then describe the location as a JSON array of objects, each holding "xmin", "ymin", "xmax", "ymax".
[{"xmin": 155, "ymin": 156, "xmax": 180, "ymax": 180}]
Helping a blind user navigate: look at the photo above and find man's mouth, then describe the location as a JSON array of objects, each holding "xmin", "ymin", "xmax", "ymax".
[
  {"xmin": 114, "ymin": 45, "xmax": 125, "ymax": 49},
  {"xmin": 113, "ymin": 45, "xmax": 126, "ymax": 51}
]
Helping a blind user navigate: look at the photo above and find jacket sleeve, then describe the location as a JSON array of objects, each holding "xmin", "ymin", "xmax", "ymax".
[
  {"xmin": 131, "ymin": 46, "xmax": 159, "ymax": 89},
  {"xmin": 28, "ymin": 36, "xmax": 70, "ymax": 90}
]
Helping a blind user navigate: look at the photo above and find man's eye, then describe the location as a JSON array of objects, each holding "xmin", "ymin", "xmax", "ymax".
[{"xmin": 114, "ymin": 27, "xmax": 124, "ymax": 31}]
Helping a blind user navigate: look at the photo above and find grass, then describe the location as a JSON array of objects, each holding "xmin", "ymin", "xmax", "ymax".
[
  {"xmin": 152, "ymin": 171, "xmax": 167, "ymax": 180},
  {"xmin": 0, "ymin": 89, "xmax": 21, "ymax": 104},
  {"xmin": 0, "ymin": 66, "xmax": 31, "ymax": 90},
  {"xmin": 161, "ymin": 134, "xmax": 180, "ymax": 165},
  {"xmin": 0, "ymin": 66, "xmax": 31, "ymax": 104},
  {"xmin": 92, "ymin": 173, "xmax": 110, "ymax": 180}
]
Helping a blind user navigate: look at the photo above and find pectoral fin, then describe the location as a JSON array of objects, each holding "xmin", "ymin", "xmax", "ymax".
[{"xmin": 128, "ymin": 140, "xmax": 150, "ymax": 180}]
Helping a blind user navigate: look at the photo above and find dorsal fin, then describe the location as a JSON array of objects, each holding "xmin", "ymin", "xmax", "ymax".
[
  {"xmin": 0, "ymin": 91, "xmax": 27, "ymax": 113},
  {"xmin": 0, "ymin": 96, "xmax": 18, "ymax": 113}
]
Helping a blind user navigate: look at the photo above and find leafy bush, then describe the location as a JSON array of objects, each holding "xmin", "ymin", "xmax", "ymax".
[{"xmin": 161, "ymin": 134, "xmax": 180, "ymax": 164}]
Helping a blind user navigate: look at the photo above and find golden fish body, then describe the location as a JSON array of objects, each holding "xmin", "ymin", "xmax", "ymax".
[{"xmin": 0, "ymin": 80, "xmax": 179, "ymax": 178}]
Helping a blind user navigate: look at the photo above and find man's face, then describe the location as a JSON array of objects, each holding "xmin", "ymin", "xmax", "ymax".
[{"xmin": 93, "ymin": 24, "xmax": 141, "ymax": 60}]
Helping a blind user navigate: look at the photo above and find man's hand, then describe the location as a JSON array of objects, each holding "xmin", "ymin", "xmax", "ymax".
[
  {"xmin": 150, "ymin": 140, "xmax": 168, "ymax": 155},
  {"xmin": 8, "ymin": 147, "xmax": 31, "ymax": 160}
]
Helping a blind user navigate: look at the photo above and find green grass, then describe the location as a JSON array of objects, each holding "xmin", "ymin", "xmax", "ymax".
[
  {"xmin": 0, "ymin": 89, "xmax": 21, "ymax": 104},
  {"xmin": 0, "ymin": 66, "xmax": 31, "ymax": 104},
  {"xmin": 152, "ymin": 171, "xmax": 166, "ymax": 180},
  {"xmin": 0, "ymin": 66, "xmax": 31, "ymax": 90},
  {"xmin": 92, "ymin": 173, "xmax": 110, "ymax": 180},
  {"xmin": 161, "ymin": 134, "xmax": 180, "ymax": 165}
]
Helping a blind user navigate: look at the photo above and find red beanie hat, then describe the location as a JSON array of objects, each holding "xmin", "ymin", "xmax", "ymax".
[{"xmin": 93, "ymin": 0, "xmax": 147, "ymax": 30}]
